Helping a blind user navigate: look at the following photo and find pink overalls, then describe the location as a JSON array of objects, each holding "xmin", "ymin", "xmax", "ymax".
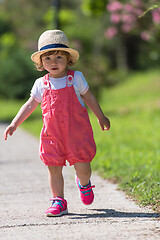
[{"xmin": 40, "ymin": 70, "xmax": 96, "ymax": 166}]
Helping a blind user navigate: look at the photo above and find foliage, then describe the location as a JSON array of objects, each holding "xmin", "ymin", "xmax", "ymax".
[
  {"xmin": 0, "ymin": 0, "xmax": 160, "ymax": 100},
  {"xmin": 0, "ymin": 48, "xmax": 41, "ymax": 99},
  {"xmin": 104, "ymin": 0, "xmax": 160, "ymax": 70},
  {"xmin": 81, "ymin": 0, "xmax": 108, "ymax": 16},
  {"xmin": 0, "ymin": 0, "xmax": 48, "ymax": 99},
  {"xmin": 105, "ymin": 0, "xmax": 160, "ymax": 40},
  {"xmin": 0, "ymin": 11, "xmax": 41, "ymax": 99},
  {"xmin": 105, "ymin": 0, "xmax": 145, "ymax": 39},
  {"xmin": 44, "ymin": 7, "xmax": 77, "ymax": 29},
  {"xmin": 139, "ymin": 1, "xmax": 160, "ymax": 18},
  {"xmin": 0, "ymin": 0, "xmax": 50, "ymax": 46}
]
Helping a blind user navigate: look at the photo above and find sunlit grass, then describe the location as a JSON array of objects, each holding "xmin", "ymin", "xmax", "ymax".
[
  {"xmin": 0, "ymin": 99, "xmax": 42, "ymax": 137},
  {"xmin": 91, "ymin": 69, "xmax": 160, "ymax": 211}
]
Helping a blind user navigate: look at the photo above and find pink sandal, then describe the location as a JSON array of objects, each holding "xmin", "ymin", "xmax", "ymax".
[{"xmin": 76, "ymin": 177, "xmax": 95, "ymax": 205}]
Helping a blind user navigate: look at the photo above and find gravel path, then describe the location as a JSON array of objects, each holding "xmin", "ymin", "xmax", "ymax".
[{"xmin": 0, "ymin": 124, "xmax": 159, "ymax": 240}]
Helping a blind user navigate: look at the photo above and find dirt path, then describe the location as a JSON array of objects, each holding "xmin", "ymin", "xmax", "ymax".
[{"xmin": 0, "ymin": 124, "xmax": 159, "ymax": 240}]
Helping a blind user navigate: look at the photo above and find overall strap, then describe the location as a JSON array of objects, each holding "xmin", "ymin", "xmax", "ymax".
[
  {"xmin": 42, "ymin": 74, "xmax": 52, "ymax": 118},
  {"xmin": 67, "ymin": 70, "xmax": 74, "ymax": 87},
  {"xmin": 43, "ymin": 74, "xmax": 51, "ymax": 89}
]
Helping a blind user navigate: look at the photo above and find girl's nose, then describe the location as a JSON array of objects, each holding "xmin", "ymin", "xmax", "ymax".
[{"xmin": 51, "ymin": 58, "xmax": 57, "ymax": 64}]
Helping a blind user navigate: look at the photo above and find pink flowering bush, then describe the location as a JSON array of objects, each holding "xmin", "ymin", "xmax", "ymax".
[
  {"xmin": 107, "ymin": 1, "xmax": 123, "ymax": 12},
  {"xmin": 104, "ymin": 0, "xmax": 160, "ymax": 70},
  {"xmin": 105, "ymin": 26, "xmax": 118, "ymax": 39},
  {"xmin": 105, "ymin": 0, "xmax": 160, "ymax": 42},
  {"xmin": 152, "ymin": 8, "xmax": 160, "ymax": 24},
  {"xmin": 106, "ymin": 0, "xmax": 145, "ymax": 37}
]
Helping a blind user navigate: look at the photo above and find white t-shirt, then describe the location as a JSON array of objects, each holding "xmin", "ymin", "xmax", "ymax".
[{"xmin": 30, "ymin": 71, "xmax": 89, "ymax": 107}]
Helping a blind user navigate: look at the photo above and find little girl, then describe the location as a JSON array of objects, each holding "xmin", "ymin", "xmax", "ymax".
[{"xmin": 4, "ymin": 30, "xmax": 110, "ymax": 217}]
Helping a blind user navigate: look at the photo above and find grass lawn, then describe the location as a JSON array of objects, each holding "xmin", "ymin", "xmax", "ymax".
[
  {"xmin": 1, "ymin": 69, "xmax": 160, "ymax": 211},
  {"xmin": 91, "ymin": 69, "xmax": 160, "ymax": 211},
  {"xmin": 0, "ymin": 99, "xmax": 43, "ymax": 137}
]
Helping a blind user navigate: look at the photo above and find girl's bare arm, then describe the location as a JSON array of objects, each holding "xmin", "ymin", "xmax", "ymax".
[
  {"xmin": 82, "ymin": 89, "xmax": 110, "ymax": 131},
  {"xmin": 4, "ymin": 97, "xmax": 39, "ymax": 140}
]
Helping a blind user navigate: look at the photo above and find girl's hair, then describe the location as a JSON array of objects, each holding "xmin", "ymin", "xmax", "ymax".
[{"xmin": 35, "ymin": 50, "xmax": 74, "ymax": 71}]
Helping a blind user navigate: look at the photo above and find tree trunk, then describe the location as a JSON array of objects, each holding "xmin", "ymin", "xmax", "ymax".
[
  {"xmin": 51, "ymin": 0, "xmax": 61, "ymax": 29},
  {"xmin": 116, "ymin": 36, "xmax": 128, "ymax": 71}
]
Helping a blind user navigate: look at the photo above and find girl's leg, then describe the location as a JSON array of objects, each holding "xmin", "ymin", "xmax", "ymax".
[
  {"xmin": 74, "ymin": 162, "xmax": 91, "ymax": 186},
  {"xmin": 48, "ymin": 166, "xmax": 64, "ymax": 198}
]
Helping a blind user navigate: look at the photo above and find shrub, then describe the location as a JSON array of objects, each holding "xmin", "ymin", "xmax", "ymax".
[{"xmin": 0, "ymin": 48, "xmax": 41, "ymax": 99}]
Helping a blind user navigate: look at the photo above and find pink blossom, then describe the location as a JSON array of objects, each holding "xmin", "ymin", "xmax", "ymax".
[
  {"xmin": 152, "ymin": 9, "xmax": 160, "ymax": 24},
  {"xmin": 131, "ymin": 0, "xmax": 143, "ymax": 7},
  {"xmin": 105, "ymin": 27, "xmax": 118, "ymax": 39},
  {"xmin": 134, "ymin": 8, "xmax": 143, "ymax": 16},
  {"xmin": 106, "ymin": 0, "xmax": 145, "ymax": 36},
  {"xmin": 122, "ymin": 14, "xmax": 136, "ymax": 24},
  {"xmin": 140, "ymin": 31, "xmax": 151, "ymax": 41},
  {"xmin": 121, "ymin": 24, "xmax": 133, "ymax": 33},
  {"xmin": 124, "ymin": 4, "xmax": 134, "ymax": 12},
  {"xmin": 107, "ymin": 1, "xmax": 123, "ymax": 12},
  {"xmin": 110, "ymin": 13, "xmax": 121, "ymax": 23}
]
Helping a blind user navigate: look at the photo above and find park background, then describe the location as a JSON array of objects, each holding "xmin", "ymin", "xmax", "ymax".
[{"xmin": 0, "ymin": 0, "xmax": 159, "ymax": 212}]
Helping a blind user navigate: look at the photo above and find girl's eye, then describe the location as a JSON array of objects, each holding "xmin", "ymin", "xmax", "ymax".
[
  {"xmin": 57, "ymin": 56, "xmax": 62, "ymax": 59},
  {"xmin": 45, "ymin": 57, "xmax": 50, "ymax": 60}
]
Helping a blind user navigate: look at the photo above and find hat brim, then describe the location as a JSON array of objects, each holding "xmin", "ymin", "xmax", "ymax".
[{"xmin": 31, "ymin": 48, "xmax": 79, "ymax": 66}]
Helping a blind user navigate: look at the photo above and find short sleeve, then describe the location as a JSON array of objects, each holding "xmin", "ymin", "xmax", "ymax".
[
  {"xmin": 74, "ymin": 71, "xmax": 89, "ymax": 95},
  {"xmin": 30, "ymin": 77, "xmax": 44, "ymax": 103}
]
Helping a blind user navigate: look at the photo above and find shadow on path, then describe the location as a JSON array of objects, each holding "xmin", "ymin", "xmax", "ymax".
[{"xmin": 69, "ymin": 209, "xmax": 159, "ymax": 219}]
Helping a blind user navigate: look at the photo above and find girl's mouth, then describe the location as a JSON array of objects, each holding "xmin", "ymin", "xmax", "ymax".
[{"xmin": 51, "ymin": 67, "xmax": 58, "ymax": 71}]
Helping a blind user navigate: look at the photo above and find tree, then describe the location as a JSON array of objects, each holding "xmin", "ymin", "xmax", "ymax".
[
  {"xmin": 0, "ymin": 0, "xmax": 48, "ymax": 99},
  {"xmin": 104, "ymin": 0, "xmax": 160, "ymax": 70},
  {"xmin": 0, "ymin": 0, "xmax": 51, "ymax": 48}
]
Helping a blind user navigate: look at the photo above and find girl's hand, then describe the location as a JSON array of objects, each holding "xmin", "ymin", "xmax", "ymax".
[
  {"xmin": 4, "ymin": 124, "xmax": 17, "ymax": 140},
  {"xmin": 81, "ymin": 89, "xmax": 110, "ymax": 131},
  {"xmin": 98, "ymin": 116, "xmax": 110, "ymax": 131},
  {"xmin": 3, "ymin": 97, "xmax": 39, "ymax": 141}
]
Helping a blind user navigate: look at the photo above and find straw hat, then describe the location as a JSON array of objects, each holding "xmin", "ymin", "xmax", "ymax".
[{"xmin": 31, "ymin": 30, "xmax": 79, "ymax": 65}]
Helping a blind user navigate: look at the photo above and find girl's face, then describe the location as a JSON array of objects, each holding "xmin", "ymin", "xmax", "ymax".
[{"xmin": 42, "ymin": 51, "xmax": 68, "ymax": 78}]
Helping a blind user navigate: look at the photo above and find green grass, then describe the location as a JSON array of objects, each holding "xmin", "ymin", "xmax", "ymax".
[
  {"xmin": 1, "ymin": 69, "xmax": 160, "ymax": 212},
  {"xmin": 91, "ymin": 69, "xmax": 160, "ymax": 211},
  {"xmin": 0, "ymin": 99, "xmax": 43, "ymax": 137}
]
